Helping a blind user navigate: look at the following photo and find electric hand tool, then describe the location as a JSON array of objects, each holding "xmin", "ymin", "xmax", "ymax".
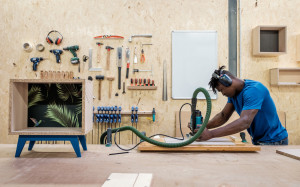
[
  {"xmin": 30, "ymin": 57, "xmax": 45, "ymax": 71},
  {"xmin": 125, "ymin": 48, "xmax": 130, "ymax": 78},
  {"xmin": 63, "ymin": 45, "xmax": 80, "ymax": 64},
  {"xmin": 50, "ymin": 49, "xmax": 63, "ymax": 63}
]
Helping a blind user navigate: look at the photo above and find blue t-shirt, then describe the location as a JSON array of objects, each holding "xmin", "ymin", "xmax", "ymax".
[{"xmin": 228, "ymin": 79, "xmax": 288, "ymax": 144}]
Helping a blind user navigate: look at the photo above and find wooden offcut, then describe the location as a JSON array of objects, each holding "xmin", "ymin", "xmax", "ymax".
[
  {"xmin": 138, "ymin": 137, "xmax": 261, "ymax": 152},
  {"xmin": 276, "ymin": 149, "xmax": 300, "ymax": 161},
  {"xmin": 102, "ymin": 173, "xmax": 152, "ymax": 187}
]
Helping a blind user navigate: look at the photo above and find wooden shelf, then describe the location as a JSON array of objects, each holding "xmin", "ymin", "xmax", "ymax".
[
  {"xmin": 9, "ymin": 79, "xmax": 93, "ymax": 135},
  {"xmin": 127, "ymin": 86, "xmax": 157, "ymax": 90},
  {"xmin": 11, "ymin": 127, "xmax": 83, "ymax": 135},
  {"xmin": 253, "ymin": 26, "xmax": 287, "ymax": 56},
  {"xmin": 270, "ymin": 68, "xmax": 300, "ymax": 86}
]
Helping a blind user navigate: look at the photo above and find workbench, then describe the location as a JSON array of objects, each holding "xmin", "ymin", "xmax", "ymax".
[{"xmin": 0, "ymin": 144, "xmax": 299, "ymax": 186}]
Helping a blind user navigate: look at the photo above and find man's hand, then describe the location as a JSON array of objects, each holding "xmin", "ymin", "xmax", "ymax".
[{"xmin": 195, "ymin": 128, "xmax": 214, "ymax": 141}]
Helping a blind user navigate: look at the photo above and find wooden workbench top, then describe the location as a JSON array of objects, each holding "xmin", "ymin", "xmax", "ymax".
[{"xmin": 0, "ymin": 144, "xmax": 299, "ymax": 186}]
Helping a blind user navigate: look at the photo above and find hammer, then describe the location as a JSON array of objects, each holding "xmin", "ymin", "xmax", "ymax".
[
  {"xmin": 105, "ymin": 46, "xmax": 114, "ymax": 70},
  {"xmin": 96, "ymin": 42, "xmax": 103, "ymax": 63},
  {"xmin": 106, "ymin": 76, "xmax": 115, "ymax": 98},
  {"xmin": 95, "ymin": 75, "xmax": 104, "ymax": 100}
]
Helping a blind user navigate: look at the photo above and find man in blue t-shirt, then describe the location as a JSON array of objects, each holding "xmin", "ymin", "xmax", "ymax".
[{"xmin": 197, "ymin": 66, "xmax": 288, "ymax": 145}]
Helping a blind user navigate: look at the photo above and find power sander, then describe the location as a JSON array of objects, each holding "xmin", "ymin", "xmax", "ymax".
[{"xmin": 63, "ymin": 45, "xmax": 80, "ymax": 64}]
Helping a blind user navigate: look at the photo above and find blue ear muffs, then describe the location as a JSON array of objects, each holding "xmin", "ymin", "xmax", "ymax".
[{"xmin": 212, "ymin": 70, "xmax": 232, "ymax": 87}]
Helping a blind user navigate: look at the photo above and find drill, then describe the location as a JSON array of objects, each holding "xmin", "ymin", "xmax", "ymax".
[
  {"xmin": 63, "ymin": 45, "xmax": 80, "ymax": 64},
  {"xmin": 50, "ymin": 49, "xmax": 63, "ymax": 63},
  {"xmin": 30, "ymin": 57, "xmax": 44, "ymax": 71}
]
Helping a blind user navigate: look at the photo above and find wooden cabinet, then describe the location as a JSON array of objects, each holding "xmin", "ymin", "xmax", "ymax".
[
  {"xmin": 9, "ymin": 79, "xmax": 93, "ymax": 135},
  {"xmin": 270, "ymin": 68, "xmax": 300, "ymax": 86},
  {"xmin": 253, "ymin": 26, "xmax": 287, "ymax": 56}
]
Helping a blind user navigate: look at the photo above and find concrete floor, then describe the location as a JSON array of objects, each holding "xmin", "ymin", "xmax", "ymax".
[{"xmin": 0, "ymin": 144, "xmax": 299, "ymax": 187}]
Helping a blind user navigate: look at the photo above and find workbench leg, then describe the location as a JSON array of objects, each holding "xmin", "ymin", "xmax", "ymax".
[
  {"xmin": 78, "ymin": 135, "xmax": 87, "ymax": 151},
  {"xmin": 70, "ymin": 138, "xmax": 81, "ymax": 157},
  {"xmin": 15, "ymin": 137, "xmax": 26, "ymax": 157},
  {"xmin": 28, "ymin": 141, "xmax": 36, "ymax": 151}
]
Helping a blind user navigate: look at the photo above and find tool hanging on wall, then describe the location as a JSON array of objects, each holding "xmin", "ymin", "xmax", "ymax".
[
  {"xmin": 132, "ymin": 65, "xmax": 153, "ymax": 75},
  {"xmin": 30, "ymin": 57, "xmax": 46, "ymax": 71},
  {"xmin": 95, "ymin": 75, "xmax": 104, "ymax": 100},
  {"xmin": 117, "ymin": 47, "xmax": 122, "ymax": 90},
  {"xmin": 50, "ymin": 49, "xmax": 63, "ymax": 63},
  {"xmin": 46, "ymin": 30, "xmax": 63, "ymax": 45},
  {"xmin": 140, "ymin": 49, "xmax": 145, "ymax": 63},
  {"xmin": 94, "ymin": 35, "xmax": 124, "ymax": 39},
  {"xmin": 140, "ymin": 44, "xmax": 152, "ymax": 63},
  {"xmin": 131, "ymin": 107, "xmax": 135, "ymax": 144},
  {"xmin": 63, "ymin": 45, "xmax": 80, "ymax": 72},
  {"xmin": 36, "ymin": 44, "xmax": 45, "ymax": 52},
  {"xmin": 88, "ymin": 48, "xmax": 102, "ymax": 71},
  {"xmin": 97, "ymin": 107, "xmax": 101, "ymax": 144},
  {"xmin": 118, "ymin": 106, "xmax": 122, "ymax": 144},
  {"xmin": 133, "ymin": 47, "xmax": 138, "ymax": 64},
  {"xmin": 107, "ymin": 76, "xmax": 115, "ymax": 98},
  {"xmin": 96, "ymin": 42, "xmax": 103, "ymax": 63},
  {"xmin": 125, "ymin": 48, "xmax": 130, "ymax": 78},
  {"xmin": 135, "ymin": 106, "xmax": 138, "ymax": 143},
  {"xmin": 128, "ymin": 34, "xmax": 152, "ymax": 42},
  {"xmin": 105, "ymin": 46, "xmax": 114, "ymax": 70},
  {"xmin": 122, "ymin": 82, "xmax": 126, "ymax": 94},
  {"xmin": 23, "ymin": 42, "xmax": 33, "ymax": 52},
  {"xmin": 100, "ymin": 107, "xmax": 104, "ymax": 135}
]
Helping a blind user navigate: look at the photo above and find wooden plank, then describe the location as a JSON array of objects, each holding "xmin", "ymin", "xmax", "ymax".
[
  {"xmin": 138, "ymin": 138, "xmax": 261, "ymax": 152},
  {"xmin": 134, "ymin": 173, "xmax": 153, "ymax": 187},
  {"xmin": 164, "ymin": 137, "xmax": 236, "ymax": 146},
  {"xmin": 276, "ymin": 149, "xmax": 300, "ymax": 161},
  {"xmin": 102, "ymin": 173, "xmax": 138, "ymax": 187}
]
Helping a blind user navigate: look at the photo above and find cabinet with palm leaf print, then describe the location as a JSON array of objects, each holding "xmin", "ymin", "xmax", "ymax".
[{"xmin": 9, "ymin": 79, "xmax": 93, "ymax": 135}]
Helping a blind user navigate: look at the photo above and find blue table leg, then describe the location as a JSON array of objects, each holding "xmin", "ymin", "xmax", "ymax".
[
  {"xmin": 78, "ymin": 135, "xmax": 87, "ymax": 151},
  {"xmin": 28, "ymin": 141, "xmax": 36, "ymax": 151},
  {"xmin": 70, "ymin": 138, "xmax": 81, "ymax": 157},
  {"xmin": 15, "ymin": 137, "xmax": 26, "ymax": 157}
]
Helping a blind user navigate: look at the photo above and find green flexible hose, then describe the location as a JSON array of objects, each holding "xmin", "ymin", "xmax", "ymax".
[{"xmin": 100, "ymin": 87, "xmax": 211, "ymax": 148}]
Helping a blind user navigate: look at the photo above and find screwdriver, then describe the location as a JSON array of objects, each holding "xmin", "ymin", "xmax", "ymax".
[{"xmin": 132, "ymin": 69, "xmax": 152, "ymax": 73}]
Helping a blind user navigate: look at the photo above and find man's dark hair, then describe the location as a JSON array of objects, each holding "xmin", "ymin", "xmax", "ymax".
[{"xmin": 208, "ymin": 66, "xmax": 234, "ymax": 94}]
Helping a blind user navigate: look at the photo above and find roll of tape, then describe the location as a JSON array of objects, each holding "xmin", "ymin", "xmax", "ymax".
[
  {"xmin": 23, "ymin": 42, "xmax": 33, "ymax": 52},
  {"xmin": 36, "ymin": 43, "xmax": 45, "ymax": 52}
]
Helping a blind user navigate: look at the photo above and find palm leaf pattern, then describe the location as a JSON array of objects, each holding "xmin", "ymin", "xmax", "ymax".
[
  {"xmin": 45, "ymin": 103, "xmax": 79, "ymax": 127},
  {"xmin": 74, "ymin": 98, "xmax": 82, "ymax": 116},
  {"xmin": 56, "ymin": 84, "xmax": 81, "ymax": 102},
  {"xmin": 28, "ymin": 86, "xmax": 44, "ymax": 108}
]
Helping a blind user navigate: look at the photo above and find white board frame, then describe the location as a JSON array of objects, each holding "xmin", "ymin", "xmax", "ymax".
[{"xmin": 172, "ymin": 30, "xmax": 218, "ymax": 99}]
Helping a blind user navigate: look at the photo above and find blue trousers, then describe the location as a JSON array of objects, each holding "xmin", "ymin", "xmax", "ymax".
[{"xmin": 255, "ymin": 137, "xmax": 288, "ymax": 145}]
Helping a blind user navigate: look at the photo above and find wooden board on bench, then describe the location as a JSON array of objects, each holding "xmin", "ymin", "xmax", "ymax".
[{"xmin": 138, "ymin": 137, "xmax": 261, "ymax": 152}]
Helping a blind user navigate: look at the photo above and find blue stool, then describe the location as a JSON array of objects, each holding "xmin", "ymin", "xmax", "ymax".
[{"xmin": 15, "ymin": 135, "xmax": 87, "ymax": 157}]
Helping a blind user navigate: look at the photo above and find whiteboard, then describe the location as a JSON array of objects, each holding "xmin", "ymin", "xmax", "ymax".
[{"xmin": 172, "ymin": 31, "xmax": 218, "ymax": 99}]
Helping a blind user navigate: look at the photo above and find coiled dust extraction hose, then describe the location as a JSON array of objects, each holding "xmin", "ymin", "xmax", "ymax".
[{"xmin": 100, "ymin": 87, "xmax": 211, "ymax": 148}]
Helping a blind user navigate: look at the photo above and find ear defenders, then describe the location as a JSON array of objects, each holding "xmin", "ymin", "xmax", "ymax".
[
  {"xmin": 212, "ymin": 70, "xmax": 232, "ymax": 87},
  {"xmin": 46, "ymin": 30, "xmax": 63, "ymax": 45}
]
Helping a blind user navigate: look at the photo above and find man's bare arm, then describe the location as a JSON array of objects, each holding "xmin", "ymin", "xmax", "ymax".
[
  {"xmin": 206, "ymin": 103, "xmax": 235, "ymax": 129},
  {"xmin": 209, "ymin": 109, "xmax": 258, "ymax": 138}
]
